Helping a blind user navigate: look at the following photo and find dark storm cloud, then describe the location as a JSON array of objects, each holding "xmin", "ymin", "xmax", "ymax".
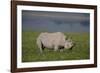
[{"xmin": 22, "ymin": 10, "xmax": 90, "ymax": 32}]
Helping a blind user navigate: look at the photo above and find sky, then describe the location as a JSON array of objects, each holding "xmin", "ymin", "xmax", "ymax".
[{"xmin": 22, "ymin": 10, "xmax": 90, "ymax": 33}]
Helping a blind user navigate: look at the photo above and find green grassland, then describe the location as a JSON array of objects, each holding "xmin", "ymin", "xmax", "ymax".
[{"xmin": 22, "ymin": 32, "xmax": 90, "ymax": 62}]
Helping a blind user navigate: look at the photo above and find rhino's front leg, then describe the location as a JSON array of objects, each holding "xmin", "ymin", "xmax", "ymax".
[
  {"xmin": 54, "ymin": 46, "xmax": 58, "ymax": 51},
  {"xmin": 60, "ymin": 49, "xmax": 64, "ymax": 52}
]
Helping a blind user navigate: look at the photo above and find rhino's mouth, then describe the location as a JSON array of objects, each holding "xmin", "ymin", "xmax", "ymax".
[
  {"xmin": 69, "ymin": 46, "xmax": 73, "ymax": 50},
  {"xmin": 69, "ymin": 43, "xmax": 75, "ymax": 50}
]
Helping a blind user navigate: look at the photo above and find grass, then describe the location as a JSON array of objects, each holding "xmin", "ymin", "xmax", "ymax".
[{"xmin": 22, "ymin": 32, "xmax": 90, "ymax": 62}]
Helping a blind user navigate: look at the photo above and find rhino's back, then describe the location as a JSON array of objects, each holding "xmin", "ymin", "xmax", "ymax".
[{"xmin": 37, "ymin": 32, "xmax": 66, "ymax": 48}]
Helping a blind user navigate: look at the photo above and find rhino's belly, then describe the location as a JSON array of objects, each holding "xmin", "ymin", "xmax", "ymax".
[{"xmin": 41, "ymin": 39, "xmax": 54, "ymax": 49}]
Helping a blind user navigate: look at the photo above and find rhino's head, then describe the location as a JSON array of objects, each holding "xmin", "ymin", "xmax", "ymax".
[{"xmin": 64, "ymin": 38, "xmax": 74, "ymax": 50}]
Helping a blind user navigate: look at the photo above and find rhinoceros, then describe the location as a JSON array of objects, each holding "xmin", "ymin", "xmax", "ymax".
[{"xmin": 36, "ymin": 32, "xmax": 74, "ymax": 53}]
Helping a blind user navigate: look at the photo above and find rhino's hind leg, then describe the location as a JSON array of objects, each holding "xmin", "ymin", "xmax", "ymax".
[
  {"xmin": 37, "ymin": 38, "xmax": 43, "ymax": 53},
  {"xmin": 41, "ymin": 43, "xmax": 45, "ymax": 51},
  {"xmin": 38, "ymin": 45, "xmax": 43, "ymax": 53}
]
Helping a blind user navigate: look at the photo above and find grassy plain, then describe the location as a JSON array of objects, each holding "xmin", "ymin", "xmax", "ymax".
[{"xmin": 22, "ymin": 32, "xmax": 90, "ymax": 62}]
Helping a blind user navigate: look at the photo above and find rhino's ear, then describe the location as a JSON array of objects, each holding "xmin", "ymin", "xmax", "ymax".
[
  {"xmin": 67, "ymin": 38, "xmax": 73, "ymax": 42},
  {"xmin": 68, "ymin": 37, "xmax": 71, "ymax": 40}
]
